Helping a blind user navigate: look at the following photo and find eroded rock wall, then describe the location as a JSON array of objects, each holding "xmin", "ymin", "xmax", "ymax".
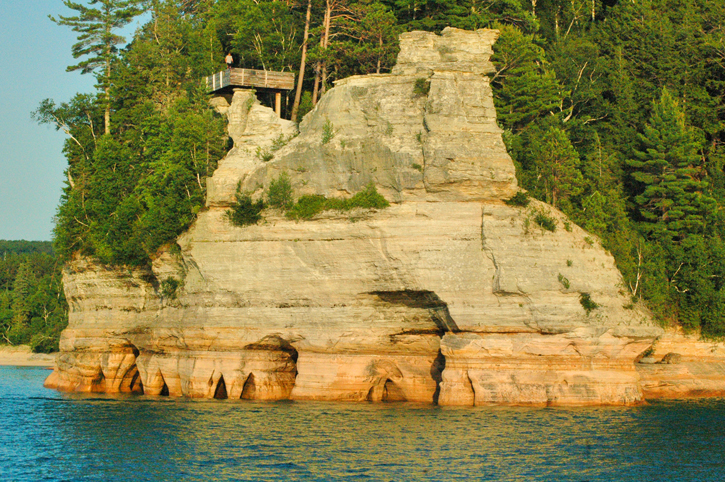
[
  {"xmin": 46, "ymin": 28, "xmax": 665, "ymax": 405},
  {"xmin": 636, "ymin": 327, "xmax": 725, "ymax": 398}
]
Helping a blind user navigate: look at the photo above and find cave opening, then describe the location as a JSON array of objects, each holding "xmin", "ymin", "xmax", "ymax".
[
  {"xmin": 241, "ymin": 373, "xmax": 256, "ymax": 399},
  {"xmin": 382, "ymin": 379, "xmax": 406, "ymax": 402},
  {"xmin": 214, "ymin": 376, "xmax": 228, "ymax": 399}
]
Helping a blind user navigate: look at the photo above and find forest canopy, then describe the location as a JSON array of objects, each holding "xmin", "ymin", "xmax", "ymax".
[
  {"xmin": 36, "ymin": 0, "xmax": 725, "ymax": 337},
  {"xmin": 0, "ymin": 241, "xmax": 67, "ymax": 353}
]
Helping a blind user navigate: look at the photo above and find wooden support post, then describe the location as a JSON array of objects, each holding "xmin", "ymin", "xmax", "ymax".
[{"xmin": 275, "ymin": 92, "xmax": 282, "ymax": 117}]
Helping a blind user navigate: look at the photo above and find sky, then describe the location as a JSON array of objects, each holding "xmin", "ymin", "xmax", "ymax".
[{"xmin": 0, "ymin": 1, "xmax": 147, "ymax": 241}]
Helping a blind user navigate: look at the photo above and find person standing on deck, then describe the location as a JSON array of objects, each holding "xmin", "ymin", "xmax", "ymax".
[{"xmin": 225, "ymin": 52, "xmax": 233, "ymax": 70}]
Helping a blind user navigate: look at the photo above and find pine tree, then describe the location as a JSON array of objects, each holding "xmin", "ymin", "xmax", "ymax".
[
  {"xmin": 50, "ymin": 0, "xmax": 143, "ymax": 135},
  {"xmin": 627, "ymin": 88, "xmax": 716, "ymax": 240},
  {"xmin": 11, "ymin": 260, "xmax": 34, "ymax": 325},
  {"xmin": 491, "ymin": 25, "xmax": 562, "ymax": 133}
]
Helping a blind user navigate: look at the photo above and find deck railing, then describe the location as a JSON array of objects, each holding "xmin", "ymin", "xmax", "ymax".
[{"xmin": 204, "ymin": 68, "xmax": 295, "ymax": 92}]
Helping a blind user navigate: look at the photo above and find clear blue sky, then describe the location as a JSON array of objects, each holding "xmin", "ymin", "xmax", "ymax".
[{"xmin": 0, "ymin": 1, "xmax": 146, "ymax": 241}]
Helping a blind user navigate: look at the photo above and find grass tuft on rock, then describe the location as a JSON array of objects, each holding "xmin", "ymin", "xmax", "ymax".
[
  {"xmin": 286, "ymin": 183, "xmax": 389, "ymax": 220},
  {"xmin": 505, "ymin": 191, "xmax": 530, "ymax": 207},
  {"xmin": 579, "ymin": 292, "xmax": 599, "ymax": 314},
  {"xmin": 534, "ymin": 211, "xmax": 557, "ymax": 232},
  {"xmin": 267, "ymin": 172, "xmax": 293, "ymax": 210}
]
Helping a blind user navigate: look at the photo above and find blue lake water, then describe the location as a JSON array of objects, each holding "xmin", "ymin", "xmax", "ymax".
[{"xmin": 1, "ymin": 366, "xmax": 724, "ymax": 481}]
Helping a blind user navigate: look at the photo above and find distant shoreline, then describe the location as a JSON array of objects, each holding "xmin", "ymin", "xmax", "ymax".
[{"xmin": 0, "ymin": 345, "xmax": 55, "ymax": 367}]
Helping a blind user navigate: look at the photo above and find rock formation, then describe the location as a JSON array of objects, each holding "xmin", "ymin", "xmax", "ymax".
[
  {"xmin": 636, "ymin": 326, "xmax": 725, "ymax": 398},
  {"xmin": 47, "ymin": 27, "xmax": 669, "ymax": 405}
]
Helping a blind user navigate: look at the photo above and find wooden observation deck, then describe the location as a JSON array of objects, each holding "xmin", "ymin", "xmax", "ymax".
[{"xmin": 205, "ymin": 68, "xmax": 295, "ymax": 116}]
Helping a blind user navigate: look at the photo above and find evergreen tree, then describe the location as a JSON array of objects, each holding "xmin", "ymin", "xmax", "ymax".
[
  {"xmin": 491, "ymin": 25, "xmax": 561, "ymax": 133},
  {"xmin": 50, "ymin": 0, "xmax": 144, "ymax": 134},
  {"xmin": 627, "ymin": 88, "xmax": 716, "ymax": 240},
  {"xmin": 512, "ymin": 120, "xmax": 584, "ymax": 212}
]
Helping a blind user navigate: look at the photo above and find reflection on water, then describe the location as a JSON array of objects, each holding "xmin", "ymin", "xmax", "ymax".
[{"xmin": 2, "ymin": 366, "xmax": 724, "ymax": 481}]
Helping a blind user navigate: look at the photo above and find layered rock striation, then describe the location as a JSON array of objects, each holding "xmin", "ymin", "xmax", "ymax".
[{"xmin": 46, "ymin": 28, "xmax": 666, "ymax": 405}]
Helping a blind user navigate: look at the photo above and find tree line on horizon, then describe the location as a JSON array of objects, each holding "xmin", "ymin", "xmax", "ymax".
[
  {"xmin": 0, "ymin": 241, "xmax": 67, "ymax": 353},
  {"xmin": 30, "ymin": 0, "xmax": 725, "ymax": 342}
]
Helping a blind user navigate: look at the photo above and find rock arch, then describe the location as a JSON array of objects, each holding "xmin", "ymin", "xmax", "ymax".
[
  {"xmin": 365, "ymin": 360, "xmax": 405, "ymax": 402},
  {"xmin": 382, "ymin": 379, "xmax": 406, "ymax": 402},
  {"xmin": 117, "ymin": 345, "xmax": 144, "ymax": 394},
  {"xmin": 119, "ymin": 366, "xmax": 144, "ymax": 394}
]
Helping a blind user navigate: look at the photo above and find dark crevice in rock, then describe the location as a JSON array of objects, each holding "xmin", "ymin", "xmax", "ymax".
[
  {"xmin": 118, "ymin": 344, "xmax": 144, "ymax": 394},
  {"xmin": 94, "ymin": 370, "xmax": 106, "ymax": 391},
  {"xmin": 382, "ymin": 379, "xmax": 406, "ymax": 402},
  {"xmin": 466, "ymin": 371, "xmax": 475, "ymax": 406},
  {"xmin": 366, "ymin": 385, "xmax": 376, "ymax": 402},
  {"xmin": 431, "ymin": 350, "xmax": 446, "ymax": 405},
  {"xmin": 120, "ymin": 366, "xmax": 144, "ymax": 394},
  {"xmin": 244, "ymin": 335, "xmax": 299, "ymax": 361},
  {"xmin": 393, "ymin": 328, "xmax": 445, "ymax": 337},
  {"xmin": 214, "ymin": 376, "xmax": 228, "ymax": 399},
  {"xmin": 241, "ymin": 373, "xmax": 256, "ymax": 399},
  {"xmin": 160, "ymin": 381, "xmax": 169, "ymax": 397},
  {"xmin": 369, "ymin": 290, "xmax": 460, "ymax": 333}
]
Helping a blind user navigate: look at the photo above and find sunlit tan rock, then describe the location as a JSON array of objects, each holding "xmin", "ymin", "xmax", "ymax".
[{"xmin": 636, "ymin": 326, "xmax": 725, "ymax": 398}]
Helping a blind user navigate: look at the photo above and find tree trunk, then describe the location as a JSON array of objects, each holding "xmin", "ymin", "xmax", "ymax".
[
  {"xmin": 320, "ymin": 0, "xmax": 331, "ymax": 96},
  {"xmin": 312, "ymin": 29, "xmax": 324, "ymax": 105},
  {"xmin": 376, "ymin": 34, "xmax": 382, "ymax": 74},
  {"xmin": 291, "ymin": 0, "xmax": 313, "ymax": 122},
  {"xmin": 104, "ymin": 52, "xmax": 111, "ymax": 135}
]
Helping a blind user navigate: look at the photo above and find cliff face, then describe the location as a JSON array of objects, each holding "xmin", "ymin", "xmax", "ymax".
[{"xmin": 47, "ymin": 28, "xmax": 671, "ymax": 405}]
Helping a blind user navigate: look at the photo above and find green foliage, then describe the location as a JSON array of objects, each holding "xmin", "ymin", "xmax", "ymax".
[
  {"xmin": 627, "ymin": 88, "xmax": 715, "ymax": 240},
  {"xmin": 50, "ymin": 0, "xmax": 144, "ymax": 134},
  {"xmin": 50, "ymin": 0, "xmax": 143, "ymax": 76},
  {"xmin": 413, "ymin": 78, "xmax": 431, "ymax": 96},
  {"xmin": 579, "ymin": 293, "xmax": 599, "ymax": 315},
  {"xmin": 0, "ymin": 241, "xmax": 53, "ymax": 256},
  {"xmin": 491, "ymin": 25, "xmax": 562, "ymax": 133},
  {"xmin": 267, "ymin": 172, "xmax": 293, "ymax": 210},
  {"xmin": 411, "ymin": 163, "xmax": 423, "ymax": 172},
  {"xmin": 322, "ymin": 119, "xmax": 335, "ymax": 144},
  {"xmin": 256, "ymin": 147, "xmax": 274, "ymax": 162},
  {"xmin": 286, "ymin": 183, "xmax": 389, "ymax": 220},
  {"xmin": 558, "ymin": 273, "xmax": 571, "ymax": 290},
  {"xmin": 311, "ymin": 2, "xmax": 400, "ymax": 81},
  {"xmin": 510, "ymin": 119, "xmax": 584, "ymax": 213},
  {"xmin": 505, "ymin": 191, "xmax": 530, "ymax": 207},
  {"xmin": 160, "ymin": 277, "xmax": 180, "ymax": 300},
  {"xmin": 226, "ymin": 185, "xmax": 265, "ymax": 227},
  {"xmin": 534, "ymin": 211, "xmax": 557, "ymax": 232},
  {"xmin": 42, "ymin": 62, "xmax": 226, "ymax": 266},
  {"xmin": 0, "ymin": 249, "xmax": 68, "ymax": 353},
  {"xmin": 297, "ymin": 91, "xmax": 314, "ymax": 121},
  {"xmin": 271, "ymin": 133, "xmax": 294, "ymax": 152},
  {"xmin": 286, "ymin": 195, "xmax": 328, "ymax": 220},
  {"xmin": 30, "ymin": 333, "xmax": 60, "ymax": 354}
]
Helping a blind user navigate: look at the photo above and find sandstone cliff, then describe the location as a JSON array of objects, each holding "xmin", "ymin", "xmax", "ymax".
[{"xmin": 47, "ymin": 28, "xmax": 672, "ymax": 406}]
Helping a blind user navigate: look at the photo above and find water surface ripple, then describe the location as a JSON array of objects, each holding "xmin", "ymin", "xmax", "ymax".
[{"xmin": 1, "ymin": 367, "xmax": 723, "ymax": 481}]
